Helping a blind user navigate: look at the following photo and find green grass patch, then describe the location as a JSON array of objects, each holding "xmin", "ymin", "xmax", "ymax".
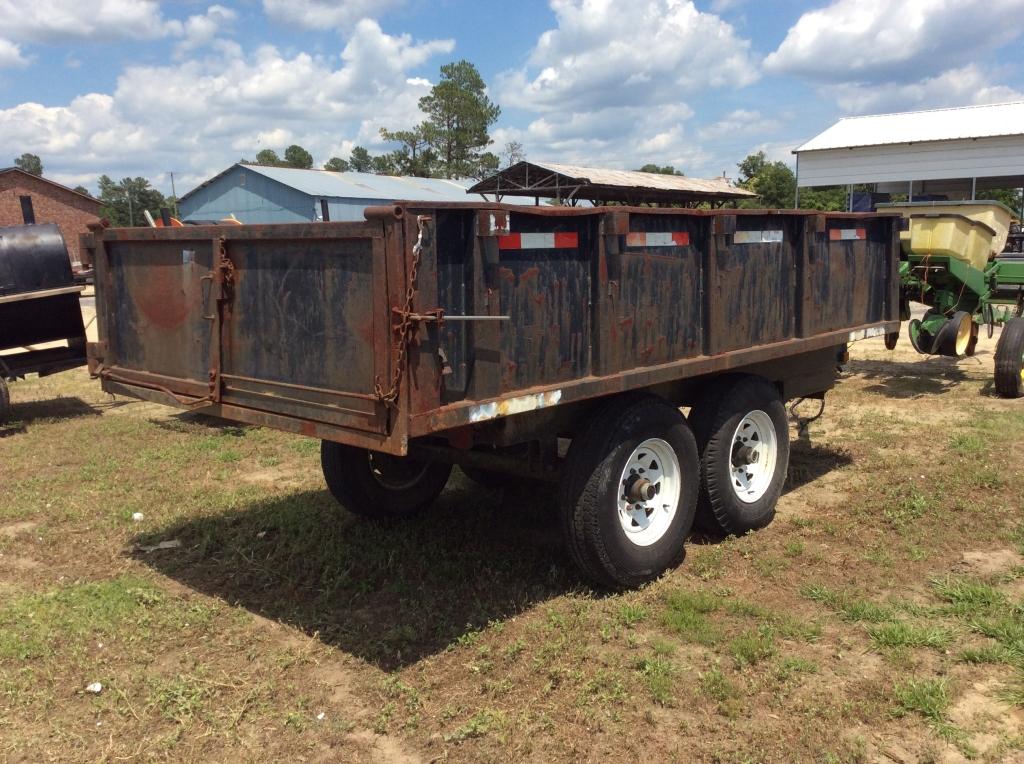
[
  {"xmin": 868, "ymin": 621, "xmax": 952, "ymax": 650},
  {"xmin": 0, "ymin": 576, "xmax": 210, "ymax": 661},
  {"xmin": 636, "ymin": 656, "xmax": 675, "ymax": 706},
  {"xmin": 893, "ymin": 677, "xmax": 950, "ymax": 723},
  {"xmin": 729, "ymin": 628, "xmax": 776, "ymax": 668},
  {"xmin": 931, "ymin": 576, "xmax": 1004, "ymax": 617},
  {"xmin": 801, "ymin": 584, "xmax": 894, "ymax": 623},
  {"xmin": 660, "ymin": 590, "xmax": 721, "ymax": 646}
]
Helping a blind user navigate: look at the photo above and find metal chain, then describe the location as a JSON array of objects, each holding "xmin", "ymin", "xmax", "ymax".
[{"xmin": 375, "ymin": 215, "xmax": 429, "ymax": 409}]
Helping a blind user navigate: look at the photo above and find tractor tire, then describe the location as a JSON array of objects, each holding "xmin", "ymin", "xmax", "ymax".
[
  {"xmin": 995, "ymin": 319, "xmax": 1024, "ymax": 399},
  {"xmin": 320, "ymin": 441, "xmax": 452, "ymax": 520},
  {"xmin": 559, "ymin": 394, "xmax": 699, "ymax": 589},
  {"xmin": 693, "ymin": 376, "xmax": 790, "ymax": 537}
]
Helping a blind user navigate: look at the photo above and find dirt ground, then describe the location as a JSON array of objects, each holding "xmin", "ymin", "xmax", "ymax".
[{"xmin": 1, "ymin": 312, "xmax": 1023, "ymax": 763}]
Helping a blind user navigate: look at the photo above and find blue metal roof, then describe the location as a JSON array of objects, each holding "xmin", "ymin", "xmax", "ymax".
[{"xmin": 180, "ymin": 163, "xmax": 526, "ymax": 204}]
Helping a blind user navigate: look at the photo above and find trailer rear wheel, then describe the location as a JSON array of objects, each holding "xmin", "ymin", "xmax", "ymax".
[
  {"xmin": 995, "ymin": 318, "xmax": 1024, "ymax": 398},
  {"xmin": 694, "ymin": 377, "xmax": 790, "ymax": 536},
  {"xmin": 560, "ymin": 394, "xmax": 699, "ymax": 588},
  {"xmin": 320, "ymin": 441, "xmax": 452, "ymax": 520},
  {"xmin": 0, "ymin": 378, "xmax": 10, "ymax": 425}
]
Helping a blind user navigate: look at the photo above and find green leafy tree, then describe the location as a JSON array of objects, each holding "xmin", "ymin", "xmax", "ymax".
[
  {"xmin": 97, "ymin": 175, "xmax": 167, "ymax": 227},
  {"xmin": 72, "ymin": 185, "xmax": 91, "ymax": 197},
  {"xmin": 284, "ymin": 144, "xmax": 313, "ymax": 169},
  {"xmin": 255, "ymin": 149, "xmax": 282, "ymax": 167},
  {"xmin": 348, "ymin": 146, "xmax": 373, "ymax": 173},
  {"xmin": 379, "ymin": 127, "xmax": 436, "ymax": 177},
  {"xmin": 416, "ymin": 60, "xmax": 501, "ymax": 179},
  {"xmin": 323, "ymin": 157, "xmax": 350, "ymax": 172},
  {"xmin": 736, "ymin": 151, "xmax": 795, "ymax": 209},
  {"xmin": 370, "ymin": 154, "xmax": 398, "ymax": 175},
  {"xmin": 14, "ymin": 153, "xmax": 43, "ymax": 176},
  {"xmin": 637, "ymin": 164, "xmax": 683, "ymax": 176}
]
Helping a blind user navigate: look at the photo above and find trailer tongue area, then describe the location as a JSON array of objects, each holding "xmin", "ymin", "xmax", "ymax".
[{"xmin": 89, "ymin": 202, "xmax": 900, "ymax": 586}]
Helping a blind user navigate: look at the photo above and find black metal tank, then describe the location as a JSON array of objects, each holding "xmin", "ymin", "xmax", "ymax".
[
  {"xmin": 0, "ymin": 223, "xmax": 86, "ymax": 373},
  {"xmin": 0, "ymin": 223, "xmax": 76, "ymax": 297}
]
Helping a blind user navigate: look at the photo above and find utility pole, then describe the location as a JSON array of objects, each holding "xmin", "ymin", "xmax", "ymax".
[{"xmin": 168, "ymin": 171, "xmax": 179, "ymax": 217}]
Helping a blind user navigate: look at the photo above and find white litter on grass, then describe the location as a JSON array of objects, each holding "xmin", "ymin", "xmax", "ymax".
[
  {"xmin": 136, "ymin": 539, "xmax": 181, "ymax": 553},
  {"xmin": 132, "ymin": 512, "xmax": 144, "ymax": 522},
  {"xmin": 316, "ymin": 712, "xmax": 325, "ymax": 721},
  {"xmin": 85, "ymin": 682, "xmax": 103, "ymax": 694}
]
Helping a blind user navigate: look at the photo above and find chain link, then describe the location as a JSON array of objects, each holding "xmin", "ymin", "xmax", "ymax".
[{"xmin": 375, "ymin": 215, "xmax": 429, "ymax": 409}]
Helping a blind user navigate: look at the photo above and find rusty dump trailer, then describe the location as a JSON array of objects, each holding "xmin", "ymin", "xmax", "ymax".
[{"xmin": 89, "ymin": 203, "xmax": 899, "ymax": 586}]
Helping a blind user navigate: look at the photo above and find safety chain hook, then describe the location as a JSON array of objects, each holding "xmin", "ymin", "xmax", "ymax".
[{"xmin": 375, "ymin": 215, "xmax": 431, "ymax": 410}]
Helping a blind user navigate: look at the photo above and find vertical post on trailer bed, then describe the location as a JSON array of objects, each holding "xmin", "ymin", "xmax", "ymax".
[{"xmin": 971, "ymin": 177, "xmax": 977, "ymax": 201}]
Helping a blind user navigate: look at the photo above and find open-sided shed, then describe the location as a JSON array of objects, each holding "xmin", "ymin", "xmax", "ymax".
[
  {"xmin": 793, "ymin": 101, "xmax": 1024, "ymax": 211},
  {"xmin": 468, "ymin": 161, "xmax": 755, "ymax": 207}
]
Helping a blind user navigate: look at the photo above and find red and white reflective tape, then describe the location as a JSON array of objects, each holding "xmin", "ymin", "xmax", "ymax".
[
  {"xmin": 829, "ymin": 228, "xmax": 867, "ymax": 241},
  {"xmin": 625, "ymin": 231, "xmax": 690, "ymax": 247},
  {"xmin": 497, "ymin": 232, "xmax": 578, "ymax": 250}
]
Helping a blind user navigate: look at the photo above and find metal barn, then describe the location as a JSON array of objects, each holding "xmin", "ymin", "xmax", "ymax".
[
  {"xmin": 178, "ymin": 164, "xmax": 506, "ymax": 224},
  {"xmin": 793, "ymin": 101, "xmax": 1024, "ymax": 211}
]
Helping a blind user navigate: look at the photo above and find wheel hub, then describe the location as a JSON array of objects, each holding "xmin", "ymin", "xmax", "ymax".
[
  {"xmin": 729, "ymin": 410, "xmax": 778, "ymax": 504},
  {"xmin": 616, "ymin": 438, "xmax": 682, "ymax": 547}
]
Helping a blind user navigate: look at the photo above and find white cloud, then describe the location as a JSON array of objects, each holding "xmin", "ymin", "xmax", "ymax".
[
  {"xmin": 831, "ymin": 64, "xmax": 1024, "ymax": 115},
  {"xmin": 175, "ymin": 5, "xmax": 238, "ymax": 58},
  {"xmin": 765, "ymin": 0, "xmax": 1024, "ymax": 84},
  {"xmin": 0, "ymin": 20, "xmax": 454, "ymax": 192},
  {"xmin": 0, "ymin": 39, "xmax": 27, "ymax": 68},
  {"xmin": 262, "ymin": 0, "xmax": 405, "ymax": 30},
  {"xmin": 697, "ymin": 110, "xmax": 780, "ymax": 141},
  {"xmin": 0, "ymin": 0, "xmax": 181, "ymax": 43},
  {"xmin": 497, "ymin": 0, "xmax": 758, "ymax": 112}
]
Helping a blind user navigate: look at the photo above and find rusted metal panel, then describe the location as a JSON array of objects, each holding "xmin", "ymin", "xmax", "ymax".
[{"xmin": 91, "ymin": 205, "xmax": 900, "ymax": 456}]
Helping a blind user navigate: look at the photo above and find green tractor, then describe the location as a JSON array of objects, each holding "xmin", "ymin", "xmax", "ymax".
[{"xmin": 881, "ymin": 201, "xmax": 1024, "ymax": 398}]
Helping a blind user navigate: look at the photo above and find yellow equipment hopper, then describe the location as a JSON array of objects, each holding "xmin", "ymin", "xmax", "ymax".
[{"xmin": 879, "ymin": 200, "xmax": 1017, "ymax": 272}]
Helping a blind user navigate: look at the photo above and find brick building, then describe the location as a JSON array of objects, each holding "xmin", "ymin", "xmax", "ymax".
[{"xmin": 0, "ymin": 167, "xmax": 102, "ymax": 268}]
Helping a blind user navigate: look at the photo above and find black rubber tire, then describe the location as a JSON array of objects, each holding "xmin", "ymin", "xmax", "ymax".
[
  {"xmin": 559, "ymin": 394, "xmax": 699, "ymax": 589},
  {"xmin": 0, "ymin": 378, "xmax": 10, "ymax": 425},
  {"xmin": 935, "ymin": 311, "xmax": 972, "ymax": 357},
  {"xmin": 320, "ymin": 441, "xmax": 452, "ymax": 520},
  {"xmin": 459, "ymin": 465, "xmax": 520, "ymax": 490},
  {"xmin": 995, "ymin": 318, "xmax": 1024, "ymax": 399},
  {"xmin": 695, "ymin": 377, "xmax": 790, "ymax": 537}
]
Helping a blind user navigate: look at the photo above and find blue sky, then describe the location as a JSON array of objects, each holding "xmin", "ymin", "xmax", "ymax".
[{"xmin": 1, "ymin": 0, "xmax": 1022, "ymax": 196}]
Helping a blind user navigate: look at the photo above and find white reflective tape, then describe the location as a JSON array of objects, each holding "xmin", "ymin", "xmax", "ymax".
[
  {"xmin": 848, "ymin": 326, "xmax": 887, "ymax": 342},
  {"xmin": 734, "ymin": 230, "xmax": 784, "ymax": 244},
  {"xmin": 520, "ymin": 233, "xmax": 555, "ymax": 249}
]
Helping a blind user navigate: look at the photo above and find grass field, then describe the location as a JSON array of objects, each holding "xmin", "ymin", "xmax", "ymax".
[{"xmin": 1, "ymin": 330, "xmax": 1023, "ymax": 763}]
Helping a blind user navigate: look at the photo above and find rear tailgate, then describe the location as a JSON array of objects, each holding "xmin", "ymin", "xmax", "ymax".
[{"xmin": 91, "ymin": 222, "xmax": 396, "ymax": 447}]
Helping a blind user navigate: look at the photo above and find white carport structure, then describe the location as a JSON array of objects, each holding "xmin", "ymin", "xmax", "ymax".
[{"xmin": 793, "ymin": 101, "xmax": 1024, "ymax": 213}]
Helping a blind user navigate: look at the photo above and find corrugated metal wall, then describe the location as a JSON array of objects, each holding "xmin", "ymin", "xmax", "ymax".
[
  {"xmin": 178, "ymin": 165, "xmax": 394, "ymax": 224},
  {"xmin": 797, "ymin": 135, "xmax": 1024, "ymax": 187}
]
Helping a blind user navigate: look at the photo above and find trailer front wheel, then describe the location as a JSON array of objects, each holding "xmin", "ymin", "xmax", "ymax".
[
  {"xmin": 995, "ymin": 318, "xmax": 1024, "ymax": 398},
  {"xmin": 320, "ymin": 442, "xmax": 452, "ymax": 520},
  {"xmin": 559, "ymin": 395, "xmax": 699, "ymax": 589},
  {"xmin": 0, "ymin": 378, "xmax": 10, "ymax": 425}
]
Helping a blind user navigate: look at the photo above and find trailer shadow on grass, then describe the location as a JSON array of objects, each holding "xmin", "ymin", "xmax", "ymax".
[
  {"xmin": 0, "ymin": 395, "xmax": 118, "ymax": 437},
  {"xmin": 132, "ymin": 476, "xmax": 579, "ymax": 671},
  {"xmin": 847, "ymin": 358, "xmax": 989, "ymax": 398}
]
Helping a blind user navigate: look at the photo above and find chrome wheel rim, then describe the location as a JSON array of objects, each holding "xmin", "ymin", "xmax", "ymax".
[
  {"xmin": 616, "ymin": 438, "xmax": 681, "ymax": 547},
  {"xmin": 368, "ymin": 452, "xmax": 429, "ymax": 491}
]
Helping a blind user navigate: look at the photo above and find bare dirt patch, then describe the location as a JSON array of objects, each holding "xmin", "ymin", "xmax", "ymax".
[{"xmin": 957, "ymin": 549, "xmax": 1024, "ymax": 577}]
